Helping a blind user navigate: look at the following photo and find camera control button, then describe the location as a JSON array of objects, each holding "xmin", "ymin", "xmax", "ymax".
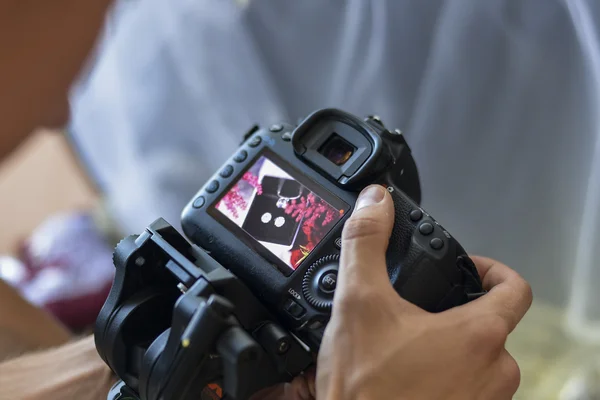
[
  {"xmin": 303, "ymin": 254, "xmax": 339, "ymax": 310},
  {"xmin": 241, "ymin": 124, "xmax": 260, "ymax": 144},
  {"xmin": 206, "ymin": 180, "xmax": 220, "ymax": 193},
  {"xmin": 192, "ymin": 196, "xmax": 206, "ymax": 209},
  {"xmin": 234, "ymin": 150, "xmax": 248, "ymax": 163},
  {"xmin": 366, "ymin": 115, "xmax": 384, "ymax": 126},
  {"xmin": 410, "ymin": 209, "xmax": 423, "ymax": 222},
  {"xmin": 284, "ymin": 299, "xmax": 306, "ymax": 318},
  {"xmin": 220, "ymin": 165, "xmax": 234, "ymax": 178},
  {"xmin": 419, "ymin": 222, "xmax": 434, "ymax": 235},
  {"xmin": 319, "ymin": 272, "xmax": 337, "ymax": 293},
  {"xmin": 334, "ymin": 237, "xmax": 342, "ymax": 250},
  {"xmin": 248, "ymin": 136, "xmax": 262, "ymax": 147},
  {"xmin": 308, "ymin": 319, "xmax": 324, "ymax": 330},
  {"xmin": 281, "ymin": 131, "xmax": 293, "ymax": 141},
  {"xmin": 430, "ymin": 238, "xmax": 444, "ymax": 250},
  {"xmin": 270, "ymin": 124, "xmax": 283, "ymax": 132}
]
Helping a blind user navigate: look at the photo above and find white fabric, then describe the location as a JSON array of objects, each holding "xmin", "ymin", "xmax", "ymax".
[{"xmin": 69, "ymin": 0, "xmax": 600, "ymax": 339}]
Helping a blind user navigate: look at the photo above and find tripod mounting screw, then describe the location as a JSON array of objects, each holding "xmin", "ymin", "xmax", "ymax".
[{"xmin": 277, "ymin": 339, "xmax": 290, "ymax": 354}]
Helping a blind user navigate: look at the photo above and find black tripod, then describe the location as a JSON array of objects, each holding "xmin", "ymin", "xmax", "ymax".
[{"xmin": 95, "ymin": 219, "xmax": 313, "ymax": 400}]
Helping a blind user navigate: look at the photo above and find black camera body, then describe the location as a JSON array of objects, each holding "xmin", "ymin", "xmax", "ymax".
[
  {"xmin": 181, "ymin": 108, "xmax": 483, "ymax": 351},
  {"xmin": 97, "ymin": 108, "xmax": 485, "ymax": 400}
]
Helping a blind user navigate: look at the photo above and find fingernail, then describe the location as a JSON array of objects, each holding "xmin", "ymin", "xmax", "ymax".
[{"xmin": 355, "ymin": 185, "xmax": 386, "ymax": 211}]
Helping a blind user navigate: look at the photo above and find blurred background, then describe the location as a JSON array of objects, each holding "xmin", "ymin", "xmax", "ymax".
[{"xmin": 1, "ymin": 1, "xmax": 600, "ymax": 398}]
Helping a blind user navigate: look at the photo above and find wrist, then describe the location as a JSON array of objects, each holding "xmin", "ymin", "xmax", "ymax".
[{"xmin": 0, "ymin": 335, "xmax": 115, "ymax": 400}]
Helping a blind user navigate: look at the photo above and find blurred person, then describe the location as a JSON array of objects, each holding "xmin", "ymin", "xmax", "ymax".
[{"xmin": 70, "ymin": 1, "xmax": 600, "ymax": 329}]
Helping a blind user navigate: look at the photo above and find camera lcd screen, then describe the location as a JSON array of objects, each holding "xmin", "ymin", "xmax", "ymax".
[{"xmin": 212, "ymin": 153, "xmax": 349, "ymax": 271}]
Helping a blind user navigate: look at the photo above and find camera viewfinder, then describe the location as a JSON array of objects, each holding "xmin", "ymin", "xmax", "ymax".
[{"xmin": 318, "ymin": 133, "xmax": 356, "ymax": 166}]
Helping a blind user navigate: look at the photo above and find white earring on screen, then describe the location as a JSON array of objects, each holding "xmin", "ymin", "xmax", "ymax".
[
  {"xmin": 261, "ymin": 213, "xmax": 272, "ymax": 223},
  {"xmin": 274, "ymin": 217, "xmax": 286, "ymax": 228}
]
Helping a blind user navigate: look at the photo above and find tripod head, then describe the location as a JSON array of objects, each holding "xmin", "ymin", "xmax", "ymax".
[{"xmin": 95, "ymin": 218, "xmax": 313, "ymax": 400}]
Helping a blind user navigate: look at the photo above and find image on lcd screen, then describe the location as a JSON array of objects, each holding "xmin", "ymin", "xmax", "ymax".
[{"xmin": 214, "ymin": 155, "xmax": 347, "ymax": 271}]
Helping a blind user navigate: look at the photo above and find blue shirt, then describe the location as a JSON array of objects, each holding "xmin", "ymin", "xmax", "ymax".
[{"xmin": 69, "ymin": 0, "xmax": 600, "ymax": 331}]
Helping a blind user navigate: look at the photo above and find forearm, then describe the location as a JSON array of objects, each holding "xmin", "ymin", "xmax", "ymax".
[
  {"xmin": 0, "ymin": 335, "xmax": 114, "ymax": 400},
  {"xmin": 0, "ymin": 0, "xmax": 114, "ymax": 161}
]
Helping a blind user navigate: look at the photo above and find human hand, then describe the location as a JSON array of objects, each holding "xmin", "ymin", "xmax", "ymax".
[{"xmin": 316, "ymin": 185, "xmax": 533, "ymax": 400}]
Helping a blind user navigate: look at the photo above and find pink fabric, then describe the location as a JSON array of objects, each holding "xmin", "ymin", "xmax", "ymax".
[{"xmin": 0, "ymin": 212, "xmax": 115, "ymax": 331}]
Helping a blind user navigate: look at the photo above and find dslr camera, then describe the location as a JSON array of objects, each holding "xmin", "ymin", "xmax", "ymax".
[{"xmin": 96, "ymin": 109, "xmax": 485, "ymax": 400}]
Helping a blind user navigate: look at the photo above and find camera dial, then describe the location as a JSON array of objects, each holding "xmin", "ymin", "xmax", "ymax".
[{"xmin": 302, "ymin": 254, "xmax": 339, "ymax": 310}]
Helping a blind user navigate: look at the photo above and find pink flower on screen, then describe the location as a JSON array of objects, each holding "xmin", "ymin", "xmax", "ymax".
[
  {"xmin": 218, "ymin": 172, "xmax": 262, "ymax": 219},
  {"xmin": 242, "ymin": 172, "xmax": 263, "ymax": 195}
]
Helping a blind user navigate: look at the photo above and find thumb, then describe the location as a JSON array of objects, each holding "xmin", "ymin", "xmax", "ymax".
[{"xmin": 337, "ymin": 185, "xmax": 395, "ymax": 293}]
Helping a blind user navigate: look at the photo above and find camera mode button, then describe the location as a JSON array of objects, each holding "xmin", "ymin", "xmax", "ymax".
[
  {"xmin": 220, "ymin": 165, "xmax": 234, "ymax": 178},
  {"xmin": 206, "ymin": 180, "xmax": 220, "ymax": 193},
  {"xmin": 270, "ymin": 124, "xmax": 283, "ymax": 132},
  {"xmin": 192, "ymin": 196, "xmax": 206, "ymax": 209},
  {"xmin": 234, "ymin": 150, "xmax": 248, "ymax": 163},
  {"xmin": 284, "ymin": 299, "xmax": 306, "ymax": 318},
  {"xmin": 248, "ymin": 136, "xmax": 262, "ymax": 148}
]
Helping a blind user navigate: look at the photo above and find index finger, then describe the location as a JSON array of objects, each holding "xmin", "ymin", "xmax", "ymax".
[{"xmin": 464, "ymin": 256, "xmax": 533, "ymax": 333}]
